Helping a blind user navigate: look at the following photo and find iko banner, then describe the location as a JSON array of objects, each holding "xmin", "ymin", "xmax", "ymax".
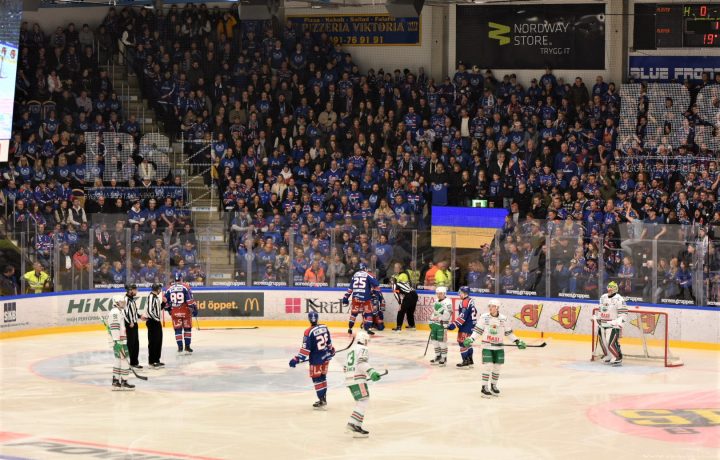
[
  {"xmin": 287, "ymin": 15, "xmax": 420, "ymax": 46},
  {"xmin": 456, "ymin": 4, "xmax": 606, "ymax": 69}
]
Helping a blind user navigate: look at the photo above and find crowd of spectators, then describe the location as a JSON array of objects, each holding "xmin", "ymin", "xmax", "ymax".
[{"xmin": 2, "ymin": 5, "xmax": 720, "ymax": 305}]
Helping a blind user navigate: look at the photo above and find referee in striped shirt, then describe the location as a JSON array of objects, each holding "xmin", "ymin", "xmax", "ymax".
[
  {"xmin": 143, "ymin": 283, "xmax": 165, "ymax": 368},
  {"xmin": 123, "ymin": 284, "xmax": 141, "ymax": 368},
  {"xmin": 391, "ymin": 263, "xmax": 418, "ymax": 332}
]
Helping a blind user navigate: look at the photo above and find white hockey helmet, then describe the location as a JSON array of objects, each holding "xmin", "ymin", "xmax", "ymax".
[
  {"xmin": 487, "ymin": 298, "xmax": 501, "ymax": 309},
  {"xmin": 112, "ymin": 295, "xmax": 126, "ymax": 309},
  {"xmin": 435, "ymin": 286, "xmax": 447, "ymax": 296},
  {"xmin": 356, "ymin": 330, "xmax": 370, "ymax": 345}
]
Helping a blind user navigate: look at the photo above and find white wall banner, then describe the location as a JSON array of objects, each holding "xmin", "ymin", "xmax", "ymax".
[{"xmin": 1, "ymin": 289, "xmax": 718, "ymax": 346}]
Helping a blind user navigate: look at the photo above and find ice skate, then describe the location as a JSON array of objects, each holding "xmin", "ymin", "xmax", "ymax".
[
  {"xmin": 120, "ymin": 380, "xmax": 135, "ymax": 391},
  {"xmin": 481, "ymin": 386, "xmax": 493, "ymax": 398},
  {"xmin": 111, "ymin": 378, "xmax": 121, "ymax": 390},
  {"xmin": 438, "ymin": 358, "xmax": 447, "ymax": 367},
  {"xmin": 346, "ymin": 423, "xmax": 369, "ymax": 438},
  {"xmin": 491, "ymin": 384, "xmax": 500, "ymax": 396},
  {"xmin": 312, "ymin": 399, "xmax": 327, "ymax": 411},
  {"xmin": 430, "ymin": 355, "xmax": 442, "ymax": 365},
  {"xmin": 456, "ymin": 358, "xmax": 472, "ymax": 369},
  {"xmin": 185, "ymin": 346, "xmax": 194, "ymax": 354}
]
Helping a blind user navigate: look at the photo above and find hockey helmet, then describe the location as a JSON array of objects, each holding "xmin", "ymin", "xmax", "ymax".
[
  {"xmin": 358, "ymin": 262, "xmax": 368, "ymax": 271},
  {"xmin": 458, "ymin": 286, "xmax": 471, "ymax": 297},
  {"xmin": 435, "ymin": 286, "xmax": 447, "ymax": 296},
  {"xmin": 174, "ymin": 272, "xmax": 183, "ymax": 282},
  {"xmin": 356, "ymin": 330, "xmax": 370, "ymax": 345},
  {"xmin": 487, "ymin": 298, "xmax": 501, "ymax": 308},
  {"xmin": 607, "ymin": 281, "xmax": 618, "ymax": 295},
  {"xmin": 308, "ymin": 311, "xmax": 319, "ymax": 325},
  {"xmin": 112, "ymin": 295, "xmax": 126, "ymax": 309}
]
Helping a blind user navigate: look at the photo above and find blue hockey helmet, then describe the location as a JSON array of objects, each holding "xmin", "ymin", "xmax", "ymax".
[
  {"xmin": 459, "ymin": 286, "xmax": 471, "ymax": 297},
  {"xmin": 174, "ymin": 272, "xmax": 183, "ymax": 282},
  {"xmin": 359, "ymin": 262, "xmax": 368, "ymax": 271},
  {"xmin": 308, "ymin": 311, "xmax": 319, "ymax": 325}
]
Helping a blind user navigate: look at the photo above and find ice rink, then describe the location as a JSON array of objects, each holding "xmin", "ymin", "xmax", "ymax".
[{"xmin": 0, "ymin": 326, "xmax": 718, "ymax": 460}]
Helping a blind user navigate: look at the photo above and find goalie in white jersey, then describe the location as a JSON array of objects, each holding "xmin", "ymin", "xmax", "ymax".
[
  {"xmin": 463, "ymin": 299, "xmax": 526, "ymax": 397},
  {"xmin": 594, "ymin": 281, "xmax": 628, "ymax": 366}
]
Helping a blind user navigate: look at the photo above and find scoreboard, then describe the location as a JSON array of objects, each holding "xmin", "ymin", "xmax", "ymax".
[{"xmin": 636, "ymin": 3, "xmax": 720, "ymax": 48}]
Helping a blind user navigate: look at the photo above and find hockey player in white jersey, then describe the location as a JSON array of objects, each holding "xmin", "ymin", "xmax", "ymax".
[
  {"xmin": 594, "ymin": 281, "xmax": 628, "ymax": 366},
  {"xmin": 344, "ymin": 331, "xmax": 382, "ymax": 438},
  {"xmin": 108, "ymin": 296, "xmax": 135, "ymax": 391},
  {"xmin": 429, "ymin": 286, "xmax": 452, "ymax": 366},
  {"xmin": 463, "ymin": 299, "xmax": 525, "ymax": 397}
]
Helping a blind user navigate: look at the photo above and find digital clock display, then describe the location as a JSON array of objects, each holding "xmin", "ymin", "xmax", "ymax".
[
  {"xmin": 683, "ymin": 4, "xmax": 720, "ymax": 47},
  {"xmin": 636, "ymin": 3, "xmax": 720, "ymax": 48}
]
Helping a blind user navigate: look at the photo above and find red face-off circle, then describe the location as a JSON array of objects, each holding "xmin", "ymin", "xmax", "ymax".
[{"xmin": 587, "ymin": 391, "xmax": 719, "ymax": 448}]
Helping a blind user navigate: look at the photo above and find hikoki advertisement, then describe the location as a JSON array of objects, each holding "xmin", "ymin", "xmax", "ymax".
[{"xmin": 1, "ymin": 289, "xmax": 718, "ymax": 346}]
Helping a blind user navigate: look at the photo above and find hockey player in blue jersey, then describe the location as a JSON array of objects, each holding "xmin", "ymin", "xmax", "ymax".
[
  {"xmin": 164, "ymin": 273, "xmax": 198, "ymax": 353},
  {"xmin": 289, "ymin": 311, "xmax": 336, "ymax": 410},
  {"xmin": 448, "ymin": 286, "xmax": 477, "ymax": 369},
  {"xmin": 343, "ymin": 262, "xmax": 383, "ymax": 336}
]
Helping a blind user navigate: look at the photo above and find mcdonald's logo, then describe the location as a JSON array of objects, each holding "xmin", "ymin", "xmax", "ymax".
[
  {"xmin": 193, "ymin": 293, "xmax": 264, "ymax": 317},
  {"xmin": 244, "ymin": 297, "xmax": 260, "ymax": 312}
]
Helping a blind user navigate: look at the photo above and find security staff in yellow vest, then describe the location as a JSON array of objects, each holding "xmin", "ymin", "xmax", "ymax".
[
  {"xmin": 434, "ymin": 261, "xmax": 453, "ymax": 289},
  {"xmin": 23, "ymin": 262, "xmax": 51, "ymax": 294}
]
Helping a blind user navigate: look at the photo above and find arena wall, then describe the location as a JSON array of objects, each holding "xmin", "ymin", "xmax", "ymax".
[{"xmin": 2, "ymin": 289, "xmax": 718, "ymax": 350}]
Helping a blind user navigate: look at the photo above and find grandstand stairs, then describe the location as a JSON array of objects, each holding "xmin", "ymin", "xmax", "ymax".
[
  {"xmin": 106, "ymin": 65, "xmax": 235, "ymax": 283},
  {"xmin": 105, "ymin": 64, "xmax": 159, "ymax": 135},
  {"xmin": 188, "ymin": 194, "xmax": 236, "ymax": 284}
]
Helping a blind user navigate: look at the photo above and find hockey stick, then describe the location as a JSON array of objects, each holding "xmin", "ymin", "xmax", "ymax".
[
  {"xmin": 502, "ymin": 342, "xmax": 547, "ymax": 348},
  {"xmin": 421, "ymin": 332, "xmax": 431, "ymax": 357},
  {"xmin": 299, "ymin": 336, "xmax": 355, "ymax": 365},
  {"xmin": 199, "ymin": 326, "xmax": 259, "ymax": 330},
  {"xmin": 336, "ymin": 335, "xmax": 355, "ymax": 353},
  {"xmin": 378, "ymin": 369, "xmax": 389, "ymax": 377},
  {"xmin": 100, "ymin": 317, "xmax": 148, "ymax": 381},
  {"xmin": 121, "ymin": 349, "xmax": 149, "ymax": 381}
]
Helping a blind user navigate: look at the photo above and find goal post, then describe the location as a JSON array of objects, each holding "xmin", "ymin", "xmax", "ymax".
[{"xmin": 591, "ymin": 308, "xmax": 683, "ymax": 367}]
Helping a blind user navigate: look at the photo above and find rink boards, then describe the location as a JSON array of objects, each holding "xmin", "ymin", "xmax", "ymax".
[{"xmin": 2, "ymin": 288, "xmax": 718, "ymax": 348}]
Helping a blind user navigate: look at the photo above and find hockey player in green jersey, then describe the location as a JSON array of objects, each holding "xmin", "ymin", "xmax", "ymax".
[
  {"xmin": 429, "ymin": 286, "xmax": 452, "ymax": 366},
  {"xmin": 463, "ymin": 299, "xmax": 526, "ymax": 397}
]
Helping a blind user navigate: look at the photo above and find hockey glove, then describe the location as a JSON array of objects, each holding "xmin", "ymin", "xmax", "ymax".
[
  {"xmin": 289, "ymin": 357, "xmax": 299, "ymax": 368},
  {"xmin": 462, "ymin": 337, "xmax": 474, "ymax": 347},
  {"xmin": 329, "ymin": 346, "xmax": 336, "ymax": 358},
  {"xmin": 113, "ymin": 341, "xmax": 123, "ymax": 355},
  {"xmin": 515, "ymin": 339, "xmax": 527, "ymax": 350},
  {"xmin": 447, "ymin": 323, "xmax": 456, "ymax": 331},
  {"xmin": 342, "ymin": 297, "xmax": 349, "ymax": 306},
  {"xmin": 370, "ymin": 371, "xmax": 381, "ymax": 382}
]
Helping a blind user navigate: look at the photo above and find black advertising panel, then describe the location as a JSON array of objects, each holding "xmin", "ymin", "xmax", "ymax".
[{"xmin": 456, "ymin": 4, "xmax": 606, "ymax": 70}]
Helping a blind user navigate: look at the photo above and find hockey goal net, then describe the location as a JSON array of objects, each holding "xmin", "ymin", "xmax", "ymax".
[{"xmin": 591, "ymin": 308, "xmax": 683, "ymax": 367}]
